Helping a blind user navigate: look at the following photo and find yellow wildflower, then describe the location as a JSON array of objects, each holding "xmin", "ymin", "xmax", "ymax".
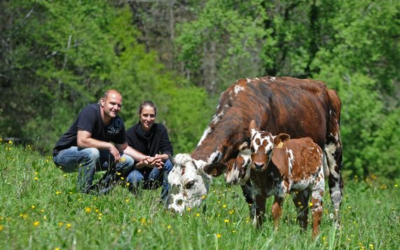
[
  {"xmin": 216, "ymin": 233, "xmax": 222, "ymax": 238},
  {"xmin": 33, "ymin": 221, "xmax": 40, "ymax": 227}
]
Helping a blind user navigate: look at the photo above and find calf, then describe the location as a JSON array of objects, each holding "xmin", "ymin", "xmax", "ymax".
[{"xmin": 249, "ymin": 120, "xmax": 325, "ymax": 238}]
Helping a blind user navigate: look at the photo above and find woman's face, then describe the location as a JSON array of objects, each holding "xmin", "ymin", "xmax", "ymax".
[{"xmin": 140, "ymin": 105, "xmax": 156, "ymax": 132}]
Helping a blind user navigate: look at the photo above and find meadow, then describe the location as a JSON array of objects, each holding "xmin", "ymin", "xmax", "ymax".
[{"xmin": 0, "ymin": 141, "xmax": 399, "ymax": 250}]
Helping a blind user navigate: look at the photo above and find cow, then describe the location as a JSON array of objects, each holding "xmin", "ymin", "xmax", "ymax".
[
  {"xmin": 248, "ymin": 120, "xmax": 325, "ymax": 238},
  {"xmin": 167, "ymin": 76, "xmax": 343, "ymax": 226}
]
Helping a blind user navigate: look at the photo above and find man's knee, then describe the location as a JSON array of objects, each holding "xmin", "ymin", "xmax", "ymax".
[
  {"xmin": 117, "ymin": 154, "xmax": 134, "ymax": 174},
  {"xmin": 84, "ymin": 148, "xmax": 100, "ymax": 162}
]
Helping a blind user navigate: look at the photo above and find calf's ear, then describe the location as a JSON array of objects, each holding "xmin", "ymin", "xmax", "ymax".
[
  {"xmin": 203, "ymin": 163, "xmax": 227, "ymax": 177},
  {"xmin": 274, "ymin": 133, "xmax": 290, "ymax": 148},
  {"xmin": 249, "ymin": 119, "xmax": 258, "ymax": 131}
]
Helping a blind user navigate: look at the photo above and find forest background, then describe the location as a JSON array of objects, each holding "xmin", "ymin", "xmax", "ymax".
[{"xmin": 0, "ymin": 0, "xmax": 399, "ymax": 180}]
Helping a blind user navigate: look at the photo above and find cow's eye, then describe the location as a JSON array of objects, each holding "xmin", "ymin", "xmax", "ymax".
[{"xmin": 185, "ymin": 180, "xmax": 196, "ymax": 189}]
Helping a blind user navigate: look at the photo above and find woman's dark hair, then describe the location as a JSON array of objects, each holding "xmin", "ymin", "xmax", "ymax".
[{"xmin": 139, "ymin": 100, "xmax": 157, "ymax": 115}]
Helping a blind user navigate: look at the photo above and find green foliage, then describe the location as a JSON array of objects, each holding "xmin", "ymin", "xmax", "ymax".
[
  {"xmin": 0, "ymin": 0, "xmax": 210, "ymax": 154},
  {"xmin": 176, "ymin": 0, "xmax": 267, "ymax": 93},
  {"xmin": 1, "ymin": 0, "xmax": 399, "ymax": 180},
  {"xmin": 310, "ymin": 0, "xmax": 400, "ymax": 178},
  {"xmin": 1, "ymin": 145, "xmax": 399, "ymax": 249}
]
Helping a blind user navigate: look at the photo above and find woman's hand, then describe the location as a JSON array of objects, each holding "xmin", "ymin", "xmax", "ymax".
[{"xmin": 137, "ymin": 156, "xmax": 163, "ymax": 169}]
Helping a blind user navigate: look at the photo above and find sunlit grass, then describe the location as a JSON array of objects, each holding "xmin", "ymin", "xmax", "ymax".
[{"xmin": 0, "ymin": 142, "xmax": 399, "ymax": 249}]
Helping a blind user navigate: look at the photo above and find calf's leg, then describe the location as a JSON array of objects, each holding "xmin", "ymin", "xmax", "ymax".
[
  {"xmin": 310, "ymin": 175, "xmax": 325, "ymax": 238},
  {"xmin": 292, "ymin": 190, "xmax": 309, "ymax": 231},
  {"xmin": 271, "ymin": 196, "xmax": 284, "ymax": 231},
  {"xmin": 254, "ymin": 194, "xmax": 266, "ymax": 228}
]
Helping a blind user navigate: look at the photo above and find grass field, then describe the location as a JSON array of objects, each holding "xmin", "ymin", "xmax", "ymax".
[{"xmin": 0, "ymin": 142, "xmax": 399, "ymax": 250}]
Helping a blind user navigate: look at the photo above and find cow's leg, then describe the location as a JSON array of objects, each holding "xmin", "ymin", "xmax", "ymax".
[
  {"xmin": 254, "ymin": 194, "xmax": 266, "ymax": 228},
  {"xmin": 310, "ymin": 173, "xmax": 325, "ymax": 238},
  {"xmin": 326, "ymin": 93, "xmax": 344, "ymax": 227},
  {"xmin": 271, "ymin": 195, "xmax": 284, "ymax": 231},
  {"xmin": 292, "ymin": 190, "xmax": 309, "ymax": 231},
  {"xmin": 325, "ymin": 142, "xmax": 343, "ymax": 227},
  {"xmin": 241, "ymin": 180, "xmax": 256, "ymax": 218}
]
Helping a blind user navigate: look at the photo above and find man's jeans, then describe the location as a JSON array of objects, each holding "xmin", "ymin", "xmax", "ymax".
[
  {"xmin": 126, "ymin": 159, "xmax": 173, "ymax": 200},
  {"xmin": 53, "ymin": 147, "xmax": 134, "ymax": 193}
]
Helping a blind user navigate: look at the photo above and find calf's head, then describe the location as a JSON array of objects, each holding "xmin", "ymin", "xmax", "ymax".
[{"xmin": 249, "ymin": 120, "xmax": 290, "ymax": 172}]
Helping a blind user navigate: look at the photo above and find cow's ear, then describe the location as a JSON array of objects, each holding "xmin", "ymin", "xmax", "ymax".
[
  {"xmin": 203, "ymin": 163, "xmax": 227, "ymax": 177},
  {"xmin": 238, "ymin": 141, "xmax": 248, "ymax": 150},
  {"xmin": 169, "ymin": 154, "xmax": 176, "ymax": 165},
  {"xmin": 274, "ymin": 133, "xmax": 290, "ymax": 148}
]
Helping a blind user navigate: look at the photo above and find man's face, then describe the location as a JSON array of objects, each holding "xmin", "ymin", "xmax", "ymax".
[{"xmin": 101, "ymin": 91, "xmax": 122, "ymax": 120}]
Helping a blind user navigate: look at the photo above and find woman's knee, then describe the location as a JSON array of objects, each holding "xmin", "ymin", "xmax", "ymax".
[
  {"xmin": 164, "ymin": 159, "xmax": 173, "ymax": 172},
  {"xmin": 127, "ymin": 170, "xmax": 143, "ymax": 185}
]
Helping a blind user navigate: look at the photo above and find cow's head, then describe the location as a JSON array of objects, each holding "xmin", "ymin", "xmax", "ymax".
[
  {"xmin": 167, "ymin": 153, "xmax": 211, "ymax": 213},
  {"xmin": 249, "ymin": 120, "xmax": 290, "ymax": 172}
]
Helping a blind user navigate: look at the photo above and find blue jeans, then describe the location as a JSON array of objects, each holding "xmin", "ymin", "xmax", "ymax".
[
  {"xmin": 127, "ymin": 159, "xmax": 173, "ymax": 200},
  {"xmin": 53, "ymin": 147, "xmax": 134, "ymax": 193}
]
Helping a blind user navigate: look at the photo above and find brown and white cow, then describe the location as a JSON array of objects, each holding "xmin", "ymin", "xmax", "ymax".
[
  {"xmin": 167, "ymin": 76, "xmax": 343, "ymax": 225},
  {"xmin": 249, "ymin": 120, "xmax": 325, "ymax": 238}
]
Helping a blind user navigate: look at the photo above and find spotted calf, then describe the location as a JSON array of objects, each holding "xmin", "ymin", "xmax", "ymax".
[{"xmin": 249, "ymin": 120, "xmax": 325, "ymax": 238}]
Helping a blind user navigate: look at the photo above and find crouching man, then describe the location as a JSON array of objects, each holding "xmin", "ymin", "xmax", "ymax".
[{"xmin": 53, "ymin": 90, "xmax": 134, "ymax": 194}]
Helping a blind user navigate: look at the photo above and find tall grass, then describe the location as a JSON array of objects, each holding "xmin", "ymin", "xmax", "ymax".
[{"xmin": 0, "ymin": 142, "xmax": 399, "ymax": 250}]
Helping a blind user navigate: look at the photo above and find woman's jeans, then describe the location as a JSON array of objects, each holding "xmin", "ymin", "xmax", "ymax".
[
  {"xmin": 53, "ymin": 147, "xmax": 134, "ymax": 193},
  {"xmin": 127, "ymin": 159, "xmax": 173, "ymax": 200}
]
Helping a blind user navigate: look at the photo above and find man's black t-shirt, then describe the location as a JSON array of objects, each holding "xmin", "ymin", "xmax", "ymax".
[{"xmin": 54, "ymin": 104, "xmax": 126, "ymax": 151}]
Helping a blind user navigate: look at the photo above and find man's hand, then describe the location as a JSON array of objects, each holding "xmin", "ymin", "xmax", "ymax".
[{"xmin": 109, "ymin": 144, "xmax": 121, "ymax": 162}]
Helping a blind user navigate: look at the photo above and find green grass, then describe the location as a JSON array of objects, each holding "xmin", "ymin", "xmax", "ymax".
[{"xmin": 0, "ymin": 142, "xmax": 399, "ymax": 250}]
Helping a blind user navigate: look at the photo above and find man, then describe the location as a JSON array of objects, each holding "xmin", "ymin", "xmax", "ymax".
[{"xmin": 53, "ymin": 90, "xmax": 134, "ymax": 194}]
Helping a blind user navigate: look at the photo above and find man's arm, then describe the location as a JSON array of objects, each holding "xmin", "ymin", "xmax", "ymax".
[
  {"xmin": 115, "ymin": 142, "xmax": 128, "ymax": 153},
  {"xmin": 123, "ymin": 145, "xmax": 148, "ymax": 162},
  {"xmin": 77, "ymin": 130, "xmax": 120, "ymax": 161}
]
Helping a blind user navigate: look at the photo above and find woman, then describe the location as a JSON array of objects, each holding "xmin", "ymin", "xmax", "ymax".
[{"xmin": 124, "ymin": 101, "xmax": 173, "ymax": 201}]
